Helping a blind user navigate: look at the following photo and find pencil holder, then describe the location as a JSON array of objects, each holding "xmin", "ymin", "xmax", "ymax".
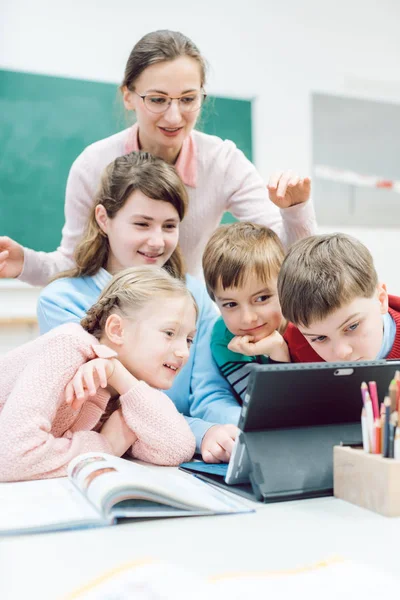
[{"xmin": 333, "ymin": 445, "xmax": 400, "ymax": 517}]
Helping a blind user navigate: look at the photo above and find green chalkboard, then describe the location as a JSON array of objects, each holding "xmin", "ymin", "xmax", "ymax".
[{"xmin": 0, "ymin": 69, "xmax": 251, "ymax": 251}]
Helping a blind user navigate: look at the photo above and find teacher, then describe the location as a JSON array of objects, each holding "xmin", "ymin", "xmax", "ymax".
[{"xmin": 0, "ymin": 29, "xmax": 315, "ymax": 285}]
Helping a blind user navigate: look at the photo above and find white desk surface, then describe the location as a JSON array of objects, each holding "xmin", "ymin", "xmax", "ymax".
[{"xmin": 1, "ymin": 492, "xmax": 400, "ymax": 599}]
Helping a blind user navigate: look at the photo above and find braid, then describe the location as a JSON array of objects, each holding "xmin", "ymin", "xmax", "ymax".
[{"xmin": 81, "ymin": 294, "xmax": 120, "ymax": 339}]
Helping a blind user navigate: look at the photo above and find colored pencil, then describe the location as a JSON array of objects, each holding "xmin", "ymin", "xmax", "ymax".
[
  {"xmin": 383, "ymin": 397, "xmax": 392, "ymax": 458},
  {"xmin": 389, "ymin": 379, "xmax": 397, "ymax": 413},
  {"xmin": 380, "ymin": 402, "xmax": 387, "ymax": 454},
  {"xmin": 361, "ymin": 408, "xmax": 370, "ymax": 453},
  {"xmin": 394, "ymin": 427, "xmax": 400, "ymax": 460},
  {"xmin": 368, "ymin": 381, "xmax": 379, "ymax": 420},
  {"xmin": 373, "ymin": 418, "xmax": 381, "ymax": 455},
  {"xmin": 361, "ymin": 381, "xmax": 369, "ymax": 406},
  {"xmin": 364, "ymin": 392, "xmax": 374, "ymax": 449},
  {"xmin": 388, "ymin": 412, "xmax": 398, "ymax": 458},
  {"xmin": 395, "ymin": 371, "xmax": 400, "ymax": 413}
]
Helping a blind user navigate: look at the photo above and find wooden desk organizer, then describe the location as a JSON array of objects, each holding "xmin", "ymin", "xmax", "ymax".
[{"xmin": 333, "ymin": 445, "xmax": 400, "ymax": 517}]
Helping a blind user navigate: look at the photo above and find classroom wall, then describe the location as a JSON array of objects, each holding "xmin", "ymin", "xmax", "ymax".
[
  {"xmin": 3, "ymin": 0, "xmax": 400, "ymax": 175},
  {"xmin": 1, "ymin": 0, "xmax": 400, "ymax": 299}
]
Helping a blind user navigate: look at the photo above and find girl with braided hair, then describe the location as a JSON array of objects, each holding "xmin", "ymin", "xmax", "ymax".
[
  {"xmin": 37, "ymin": 151, "xmax": 240, "ymax": 464},
  {"xmin": 0, "ymin": 266, "xmax": 197, "ymax": 482}
]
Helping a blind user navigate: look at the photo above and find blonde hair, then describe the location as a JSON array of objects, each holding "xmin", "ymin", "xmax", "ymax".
[
  {"xmin": 202, "ymin": 222, "xmax": 285, "ymax": 300},
  {"xmin": 58, "ymin": 151, "xmax": 188, "ymax": 281},
  {"xmin": 81, "ymin": 266, "xmax": 197, "ymax": 339},
  {"xmin": 278, "ymin": 233, "xmax": 378, "ymax": 327}
]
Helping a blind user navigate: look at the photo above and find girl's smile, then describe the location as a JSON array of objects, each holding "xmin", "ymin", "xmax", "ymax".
[
  {"xmin": 95, "ymin": 191, "xmax": 180, "ymax": 275},
  {"xmin": 117, "ymin": 295, "xmax": 197, "ymax": 390}
]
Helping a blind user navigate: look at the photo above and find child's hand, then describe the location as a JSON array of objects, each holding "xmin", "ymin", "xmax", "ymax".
[
  {"xmin": 107, "ymin": 360, "xmax": 138, "ymax": 396},
  {"xmin": 65, "ymin": 358, "xmax": 117, "ymax": 411},
  {"xmin": 228, "ymin": 330, "xmax": 290, "ymax": 362},
  {"xmin": 100, "ymin": 408, "xmax": 138, "ymax": 456},
  {"xmin": 201, "ymin": 424, "xmax": 238, "ymax": 463},
  {"xmin": 267, "ymin": 172, "xmax": 311, "ymax": 208}
]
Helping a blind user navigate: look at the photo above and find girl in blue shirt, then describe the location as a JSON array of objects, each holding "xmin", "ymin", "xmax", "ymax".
[{"xmin": 37, "ymin": 151, "xmax": 239, "ymax": 462}]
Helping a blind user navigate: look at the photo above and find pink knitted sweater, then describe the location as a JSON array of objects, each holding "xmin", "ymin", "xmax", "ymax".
[{"xmin": 0, "ymin": 323, "xmax": 195, "ymax": 482}]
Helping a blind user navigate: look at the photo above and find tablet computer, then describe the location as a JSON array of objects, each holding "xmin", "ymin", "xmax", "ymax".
[
  {"xmin": 239, "ymin": 360, "xmax": 400, "ymax": 431},
  {"xmin": 182, "ymin": 359, "xmax": 400, "ymax": 503},
  {"xmin": 239, "ymin": 359, "xmax": 400, "ymax": 502}
]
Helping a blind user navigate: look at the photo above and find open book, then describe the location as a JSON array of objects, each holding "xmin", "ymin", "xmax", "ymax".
[{"xmin": 0, "ymin": 452, "xmax": 253, "ymax": 535}]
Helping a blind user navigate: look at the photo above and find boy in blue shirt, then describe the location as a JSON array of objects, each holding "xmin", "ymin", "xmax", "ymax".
[{"xmin": 202, "ymin": 222, "xmax": 290, "ymax": 403}]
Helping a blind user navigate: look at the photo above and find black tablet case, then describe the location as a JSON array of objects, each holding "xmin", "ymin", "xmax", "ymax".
[
  {"xmin": 240, "ymin": 360, "xmax": 400, "ymax": 502},
  {"xmin": 186, "ymin": 360, "xmax": 400, "ymax": 503}
]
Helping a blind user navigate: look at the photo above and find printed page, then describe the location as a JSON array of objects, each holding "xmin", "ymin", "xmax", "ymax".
[
  {"xmin": 67, "ymin": 452, "xmax": 252, "ymax": 517},
  {"xmin": 99, "ymin": 455, "xmax": 252, "ymax": 516},
  {"xmin": 68, "ymin": 452, "xmax": 119, "ymax": 514},
  {"xmin": 0, "ymin": 478, "xmax": 103, "ymax": 535}
]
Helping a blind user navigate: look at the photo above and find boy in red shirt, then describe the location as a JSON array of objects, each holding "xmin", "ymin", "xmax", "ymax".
[{"xmin": 279, "ymin": 233, "xmax": 400, "ymax": 363}]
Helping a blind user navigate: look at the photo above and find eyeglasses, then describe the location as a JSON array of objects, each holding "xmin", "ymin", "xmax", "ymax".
[{"xmin": 133, "ymin": 90, "xmax": 206, "ymax": 114}]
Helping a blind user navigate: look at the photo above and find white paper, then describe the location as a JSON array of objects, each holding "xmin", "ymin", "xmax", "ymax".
[
  {"xmin": 0, "ymin": 477, "xmax": 102, "ymax": 534},
  {"xmin": 66, "ymin": 558, "xmax": 400, "ymax": 600},
  {"xmin": 211, "ymin": 559, "xmax": 400, "ymax": 598},
  {"xmin": 64, "ymin": 561, "xmax": 213, "ymax": 600}
]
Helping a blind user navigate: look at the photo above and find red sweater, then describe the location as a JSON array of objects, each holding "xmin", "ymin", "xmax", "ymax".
[{"xmin": 284, "ymin": 295, "xmax": 400, "ymax": 363}]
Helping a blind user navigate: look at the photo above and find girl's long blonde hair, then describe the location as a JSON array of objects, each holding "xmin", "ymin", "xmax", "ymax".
[
  {"xmin": 81, "ymin": 265, "xmax": 197, "ymax": 339},
  {"xmin": 59, "ymin": 151, "xmax": 188, "ymax": 281}
]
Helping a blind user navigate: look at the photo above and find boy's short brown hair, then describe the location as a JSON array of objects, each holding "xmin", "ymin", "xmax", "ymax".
[
  {"xmin": 278, "ymin": 233, "xmax": 378, "ymax": 327},
  {"xmin": 202, "ymin": 222, "xmax": 285, "ymax": 300}
]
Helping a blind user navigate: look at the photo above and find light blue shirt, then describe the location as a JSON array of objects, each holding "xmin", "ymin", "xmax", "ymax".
[
  {"xmin": 376, "ymin": 312, "xmax": 396, "ymax": 359},
  {"xmin": 37, "ymin": 270, "xmax": 241, "ymax": 451}
]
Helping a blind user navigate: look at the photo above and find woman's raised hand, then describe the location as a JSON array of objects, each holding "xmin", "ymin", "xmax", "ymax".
[
  {"xmin": 65, "ymin": 357, "xmax": 117, "ymax": 411},
  {"xmin": 267, "ymin": 171, "xmax": 311, "ymax": 208},
  {"xmin": 0, "ymin": 237, "xmax": 24, "ymax": 278}
]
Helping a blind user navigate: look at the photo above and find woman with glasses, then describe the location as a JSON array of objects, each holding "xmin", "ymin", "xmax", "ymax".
[{"xmin": 0, "ymin": 29, "xmax": 316, "ymax": 284}]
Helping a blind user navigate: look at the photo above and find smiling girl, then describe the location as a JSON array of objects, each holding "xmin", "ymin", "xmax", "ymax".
[
  {"xmin": 37, "ymin": 151, "xmax": 239, "ymax": 464},
  {"xmin": 0, "ymin": 267, "xmax": 197, "ymax": 482}
]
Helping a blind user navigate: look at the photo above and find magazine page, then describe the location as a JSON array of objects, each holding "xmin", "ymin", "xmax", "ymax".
[
  {"xmin": 0, "ymin": 478, "xmax": 104, "ymax": 536},
  {"xmin": 68, "ymin": 452, "xmax": 253, "ymax": 518},
  {"xmin": 68, "ymin": 452, "xmax": 122, "ymax": 515}
]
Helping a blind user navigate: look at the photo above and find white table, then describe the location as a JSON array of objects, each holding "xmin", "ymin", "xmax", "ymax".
[{"xmin": 1, "ymin": 494, "xmax": 399, "ymax": 599}]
